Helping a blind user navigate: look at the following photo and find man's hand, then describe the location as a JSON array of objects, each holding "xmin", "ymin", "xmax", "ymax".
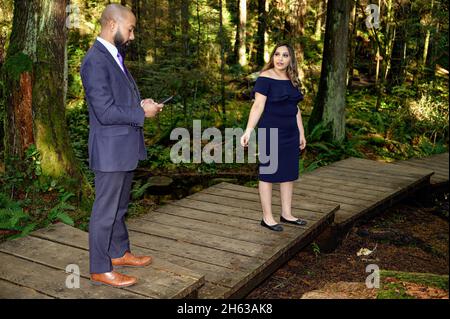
[{"xmin": 141, "ymin": 99, "xmax": 164, "ymax": 118}]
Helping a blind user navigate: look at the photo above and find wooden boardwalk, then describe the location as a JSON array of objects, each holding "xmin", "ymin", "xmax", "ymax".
[
  {"xmin": 293, "ymin": 156, "xmax": 437, "ymax": 226},
  {"xmin": 0, "ymin": 152, "xmax": 447, "ymax": 299},
  {"xmin": 392, "ymin": 152, "xmax": 449, "ymax": 187},
  {"xmin": 0, "ymin": 223, "xmax": 205, "ymax": 299}
]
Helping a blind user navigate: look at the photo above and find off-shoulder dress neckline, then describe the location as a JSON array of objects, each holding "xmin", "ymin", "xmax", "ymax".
[{"xmin": 259, "ymin": 76, "xmax": 291, "ymax": 81}]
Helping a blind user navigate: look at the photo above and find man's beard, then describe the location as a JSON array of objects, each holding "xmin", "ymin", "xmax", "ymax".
[{"xmin": 113, "ymin": 30, "xmax": 130, "ymax": 58}]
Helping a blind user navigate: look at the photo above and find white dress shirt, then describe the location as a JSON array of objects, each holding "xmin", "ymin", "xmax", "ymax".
[
  {"xmin": 97, "ymin": 36, "xmax": 145, "ymax": 107},
  {"xmin": 96, "ymin": 36, "xmax": 125, "ymax": 73}
]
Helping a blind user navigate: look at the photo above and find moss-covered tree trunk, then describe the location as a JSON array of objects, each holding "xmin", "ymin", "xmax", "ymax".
[
  {"xmin": 308, "ymin": 0, "xmax": 351, "ymax": 143},
  {"xmin": 3, "ymin": 0, "xmax": 84, "ymax": 197}
]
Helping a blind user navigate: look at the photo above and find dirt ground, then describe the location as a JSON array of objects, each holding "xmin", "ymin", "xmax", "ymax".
[{"xmin": 247, "ymin": 189, "xmax": 449, "ymax": 299}]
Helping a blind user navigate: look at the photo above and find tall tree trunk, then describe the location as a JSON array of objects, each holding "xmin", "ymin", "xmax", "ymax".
[
  {"xmin": 128, "ymin": 0, "xmax": 142, "ymax": 62},
  {"xmin": 314, "ymin": 0, "xmax": 326, "ymax": 40},
  {"xmin": 219, "ymin": 0, "xmax": 226, "ymax": 124},
  {"xmin": 234, "ymin": 0, "xmax": 247, "ymax": 67},
  {"xmin": 3, "ymin": 0, "xmax": 84, "ymax": 196},
  {"xmin": 347, "ymin": 1, "xmax": 357, "ymax": 88},
  {"xmin": 181, "ymin": 0, "xmax": 190, "ymax": 124},
  {"xmin": 421, "ymin": 0, "xmax": 434, "ymax": 76},
  {"xmin": 308, "ymin": 0, "xmax": 351, "ymax": 143},
  {"xmin": 255, "ymin": 0, "xmax": 266, "ymax": 68},
  {"xmin": 384, "ymin": 0, "xmax": 395, "ymax": 81},
  {"xmin": 386, "ymin": 0, "xmax": 410, "ymax": 89},
  {"xmin": 426, "ymin": 0, "xmax": 441, "ymax": 79},
  {"xmin": 264, "ymin": 0, "xmax": 270, "ymax": 63},
  {"xmin": 287, "ymin": 0, "xmax": 306, "ymax": 79},
  {"xmin": 168, "ymin": 0, "xmax": 178, "ymax": 43}
]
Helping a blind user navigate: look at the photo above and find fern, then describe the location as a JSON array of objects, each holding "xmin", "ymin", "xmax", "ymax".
[{"xmin": 131, "ymin": 180, "xmax": 152, "ymax": 200}]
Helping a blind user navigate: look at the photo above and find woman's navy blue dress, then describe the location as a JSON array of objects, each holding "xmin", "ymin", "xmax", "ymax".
[{"xmin": 251, "ymin": 76, "xmax": 304, "ymax": 183}]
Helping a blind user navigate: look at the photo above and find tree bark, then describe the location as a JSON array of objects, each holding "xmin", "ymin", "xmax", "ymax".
[
  {"xmin": 234, "ymin": 0, "xmax": 247, "ymax": 67},
  {"xmin": 308, "ymin": 0, "xmax": 351, "ymax": 143},
  {"xmin": 287, "ymin": 0, "xmax": 306, "ymax": 79},
  {"xmin": 347, "ymin": 1, "xmax": 357, "ymax": 88},
  {"xmin": 3, "ymin": 0, "xmax": 84, "ymax": 196},
  {"xmin": 255, "ymin": 0, "xmax": 266, "ymax": 68},
  {"xmin": 219, "ymin": 0, "xmax": 226, "ymax": 124},
  {"xmin": 386, "ymin": 0, "xmax": 410, "ymax": 89}
]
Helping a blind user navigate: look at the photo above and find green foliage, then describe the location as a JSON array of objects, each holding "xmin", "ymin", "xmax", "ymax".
[
  {"xmin": 0, "ymin": 144, "xmax": 77, "ymax": 240},
  {"xmin": 2, "ymin": 52, "xmax": 33, "ymax": 81},
  {"xmin": 46, "ymin": 192, "xmax": 76, "ymax": 227},
  {"xmin": 311, "ymin": 242, "xmax": 321, "ymax": 257},
  {"xmin": 66, "ymin": 103, "xmax": 92, "ymax": 183},
  {"xmin": 0, "ymin": 192, "xmax": 36, "ymax": 239},
  {"xmin": 3, "ymin": 144, "xmax": 43, "ymax": 198},
  {"xmin": 377, "ymin": 270, "xmax": 449, "ymax": 299},
  {"xmin": 131, "ymin": 180, "xmax": 152, "ymax": 200},
  {"xmin": 0, "ymin": 189, "xmax": 76, "ymax": 240}
]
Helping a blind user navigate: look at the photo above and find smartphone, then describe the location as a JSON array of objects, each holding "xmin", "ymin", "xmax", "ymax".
[{"xmin": 158, "ymin": 95, "xmax": 174, "ymax": 104}]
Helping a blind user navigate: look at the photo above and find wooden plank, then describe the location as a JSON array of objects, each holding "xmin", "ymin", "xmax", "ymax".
[
  {"xmin": 397, "ymin": 160, "xmax": 448, "ymax": 175},
  {"xmin": 283, "ymin": 180, "xmax": 388, "ymax": 201},
  {"xmin": 127, "ymin": 218, "xmax": 273, "ymax": 259},
  {"xmin": 406, "ymin": 158, "xmax": 449, "ymax": 169},
  {"xmin": 131, "ymin": 206, "xmax": 338, "ymax": 298},
  {"xmin": 170, "ymin": 198, "xmax": 327, "ymax": 228},
  {"xmin": 0, "ymin": 234, "xmax": 202, "ymax": 299},
  {"xmin": 400, "ymin": 166, "xmax": 448, "ymax": 180},
  {"xmin": 31, "ymin": 224, "xmax": 242, "ymax": 288},
  {"xmin": 141, "ymin": 209, "xmax": 296, "ymax": 245},
  {"xmin": 300, "ymin": 171, "xmax": 399, "ymax": 191},
  {"xmin": 304, "ymin": 169, "xmax": 415, "ymax": 188},
  {"xmin": 321, "ymin": 164, "xmax": 426, "ymax": 182},
  {"xmin": 29, "ymin": 223, "xmax": 204, "ymax": 283},
  {"xmin": 187, "ymin": 191, "xmax": 325, "ymax": 219},
  {"xmin": 129, "ymin": 245, "xmax": 247, "ymax": 288},
  {"xmin": 209, "ymin": 183, "xmax": 358, "ymax": 211},
  {"xmin": 333, "ymin": 157, "xmax": 435, "ymax": 177},
  {"xmin": 128, "ymin": 230, "xmax": 259, "ymax": 271},
  {"xmin": 202, "ymin": 184, "xmax": 342, "ymax": 212},
  {"xmin": 154, "ymin": 204, "xmax": 306, "ymax": 236},
  {"xmin": 0, "ymin": 252, "xmax": 142, "ymax": 298},
  {"xmin": 391, "ymin": 161, "xmax": 448, "ymax": 183},
  {"xmin": 0, "ymin": 279, "xmax": 54, "ymax": 299},
  {"xmin": 297, "ymin": 174, "xmax": 394, "ymax": 193},
  {"xmin": 216, "ymin": 182, "xmax": 370, "ymax": 208},
  {"xmin": 198, "ymin": 282, "xmax": 229, "ymax": 299},
  {"xmin": 184, "ymin": 191, "xmax": 330, "ymax": 215},
  {"xmin": 203, "ymin": 183, "xmax": 336, "ymax": 213},
  {"xmin": 224, "ymin": 207, "xmax": 337, "ymax": 298}
]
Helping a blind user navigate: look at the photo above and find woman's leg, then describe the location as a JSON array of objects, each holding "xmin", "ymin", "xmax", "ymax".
[
  {"xmin": 280, "ymin": 181, "xmax": 296, "ymax": 220},
  {"xmin": 259, "ymin": 181, "xmax": 277, "ymax": 225}
]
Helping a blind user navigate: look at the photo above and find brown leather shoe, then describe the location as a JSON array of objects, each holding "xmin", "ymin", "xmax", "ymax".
[
  {"xmin": 111, "ymin": 252, "xmax": 152, "ymax": 268},
  {"xmin": 90, "ymin": 271, "xmax": 137, "ymax": 288}
]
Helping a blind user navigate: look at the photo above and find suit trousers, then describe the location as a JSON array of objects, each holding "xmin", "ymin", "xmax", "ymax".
[{"xmin": 89, "ymin": 170, "xmax": 134, "ymax": 274}]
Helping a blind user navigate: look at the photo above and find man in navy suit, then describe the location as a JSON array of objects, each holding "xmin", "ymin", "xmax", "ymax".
[{"xmin": 81, "ymin": 4, "xmax": 163, "ymax": 288}]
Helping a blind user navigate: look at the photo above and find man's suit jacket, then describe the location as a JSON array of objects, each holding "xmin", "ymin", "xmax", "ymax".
[{"xmin": 81, "ymin": 40, "xmax": 147, "ymax": 172}]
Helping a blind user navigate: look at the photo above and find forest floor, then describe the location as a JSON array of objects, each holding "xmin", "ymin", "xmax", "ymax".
[{"xmin": 247, "ymin": 189, "xmax": 449, "ymax": 299}]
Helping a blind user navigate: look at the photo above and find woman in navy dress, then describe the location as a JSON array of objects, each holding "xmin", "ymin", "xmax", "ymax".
[{"xmin": 241, "ymin": 43, "xmax": 307, "ymax": 232}]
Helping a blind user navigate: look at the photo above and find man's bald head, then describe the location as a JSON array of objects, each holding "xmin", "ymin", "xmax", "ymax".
[
  {"xmin": 100, "ymin": 4, "xmax": 134, "ymax": 29},
  {"xmin": 98, "ymin": 3, "xmax": 136, "ymax": 51}
]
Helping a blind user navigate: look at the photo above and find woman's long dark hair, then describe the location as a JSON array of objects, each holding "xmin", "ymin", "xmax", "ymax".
[{"xmin": 261, "ymin": 43, "xmax": 302, "ymax": 88}]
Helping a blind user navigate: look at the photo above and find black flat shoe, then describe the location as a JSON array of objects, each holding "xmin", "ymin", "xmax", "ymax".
[
  {"xmin": 260, "ymin": 219, "xmax": 283, "ymax": 232},
  {"xmin": 280, "ymin": 215, "xmax": 308, "ymax": 226}
]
